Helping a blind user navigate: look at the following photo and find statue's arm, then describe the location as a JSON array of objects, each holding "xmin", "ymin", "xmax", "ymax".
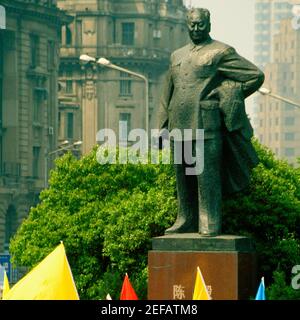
[
  {"xmin": 157, "ymin": 66, "xmax": 174, "ymax": 130},
  {"xmin": 218, "ymin": 47, "xmax": 265, "ymax": 98}
]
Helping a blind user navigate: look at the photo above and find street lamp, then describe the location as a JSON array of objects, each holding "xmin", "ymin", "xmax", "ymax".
[
  {"xmin": 44, "ymin": 140, "xmax": 82, "ymax": 188},
  {"xmin": 258, "ymin": 87, "xmax": 300, "ymax": 109},
  {"xmin": 79, "ymin": 54, "xmax": 96, "ymax": 64},
  {"xmin": 80, "ymin": 54, "xmax": 149, "ymax": 135}
]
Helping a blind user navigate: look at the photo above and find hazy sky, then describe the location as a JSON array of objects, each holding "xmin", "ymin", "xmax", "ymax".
[{"xmin": 186, "ymin": 0, "xmax": 255, "ymax": 61}]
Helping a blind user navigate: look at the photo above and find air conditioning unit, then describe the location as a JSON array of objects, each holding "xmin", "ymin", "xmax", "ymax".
[{"xmin": 48, "ymin": 127, "xmax": 54, "ymax": 135}]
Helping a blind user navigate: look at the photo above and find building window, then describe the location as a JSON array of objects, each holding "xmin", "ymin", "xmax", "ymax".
[
  {"xmin": 32, "ymin": 146, "xmax": 40, "ymax": 178},
  {"xmin": 66, "ymin": 80, "xmax": 73, "ymax": 94},
  {"xmin": 30, "ymin": 34, "xmax": 39, "ymax": 68},
  {"xmin": 66, "ymin": 26, "xmax": 72, "ymax": 46},
  {"xmin": 33, "ymin": 90, "xmax": 43, "ymax": 123},
  {"xmin": 170, "ymin": 26, "xmax": 174, "ymax": 46},
  {"xmin": 5, "ymin": 205, "xmax": 17, "ymax": 250},
  {"xmin": 120, "ymin": 72, "xmax": 132, "ymax": 96},
  {"xmin": 283, "ymin": 72, "xmax": 287, "ymax": 80},
  {"xmin": 275, "ymin": 133, "xmax": 279, "ymax": 141},
  {"xmin": 285, "ymin": 117, "xmax": 295, "ymax": 126},
  {"xmin": 119, "ymin": 113, "xmax": 131, "ymax": 141},
  {"xmin": 112, "ymin": 17, "xmax": 116, "ymax": 43},
  {"xmin": 285, "ymin": 148, "xmax": 295, "ymax": 157},
  {"xmin": 122, "ymin": 22, "xmax": 135, "ymax": 45},
  {"xmin": 47, "ymin": 41, "xmax": 55, "ymax": 71},
  {"xmin": 76, "ymin": 20, "xmax": 82, "ymax": 46},
  {"xmin": 67, "ymin": 112, "xmax": 74, "ymax": 139},
  {"xmin": 66, "ymin": 69, "xmax": 73, "ymax": 94},
  {"xmin": 285, "ymin": 132, "xmax": 295, "ymax": 141},
  {"xmin": 291, "ymin": 72, "xmax": 294, "ymax": 80}
]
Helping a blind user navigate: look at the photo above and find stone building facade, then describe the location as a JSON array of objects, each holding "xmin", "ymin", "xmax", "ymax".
[
  {"xmin": 0, "ymin": 0, "xmax": 70, "ymax": 256},
  {"xmin": 57, "ymin": 0, "xmax": 188, "ymax": 154}
]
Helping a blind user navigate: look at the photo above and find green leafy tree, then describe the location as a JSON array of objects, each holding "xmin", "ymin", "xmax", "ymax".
[
  {"xmin": 10, "ymin": 148, "xmax": 177, "ymax": 299},
  {"xmin": 10, "ymin": 142, "xmax": 300, "ymax": 299},
  {"xmin": 223, "ymin": 141, "xmax": 300, "ymax": 299}
]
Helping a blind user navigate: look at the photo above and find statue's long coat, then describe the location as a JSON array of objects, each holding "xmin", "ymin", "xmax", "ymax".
[{"xmin": 157, "ymin": 38, "xmax": 265, "ymax": 195}]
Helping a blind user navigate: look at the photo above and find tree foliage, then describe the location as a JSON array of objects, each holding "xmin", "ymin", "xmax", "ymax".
[
  {"xmin": 223, "ymin": 141, "xmax": 300, "ymax": 299},
  {"xmin": 10, "ymin": 142, "xmax": 300, "ymax": 299},
  {"xmin": 10, "ymin": 148, "xmax": 177, "ymax": 299}
]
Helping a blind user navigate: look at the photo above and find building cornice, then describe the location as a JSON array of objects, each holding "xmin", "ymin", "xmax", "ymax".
[
  {"xmin": 1, "ymin": 0, "xmax": 72, "ymax": 26},
  {"xmin": 68, "ymin": 11, "xmax": 186, "ymax": 25}
]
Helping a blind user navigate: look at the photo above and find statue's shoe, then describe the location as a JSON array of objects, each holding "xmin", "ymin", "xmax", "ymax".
[
  {"xmin": 199, "ymin": 230, "xmax": 219, "ymax": 237},
  {"xmin": 165, "ymin": 220, "xmax": 197, "ymax": 234}
]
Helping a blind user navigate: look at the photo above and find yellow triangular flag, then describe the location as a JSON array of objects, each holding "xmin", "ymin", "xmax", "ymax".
[
  {"xmin": 2, "ymin": 270, "xmax": 10, "ymax": 299},
  {"xmin": 192, "ymin": 266, "xmax": 211, "ymax": 300},
  {"xmin": 106, "ymin": 293, "xmax": 112, "ymax": 300},
  {"xmin": 3, "ymin": 243, "xmax": 79, "ymax": 300}
]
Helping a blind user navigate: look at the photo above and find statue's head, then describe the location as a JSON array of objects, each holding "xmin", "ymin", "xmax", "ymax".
[{"xmin": 187, "ymin": 8, "xmax": 211, "ymax": 45}]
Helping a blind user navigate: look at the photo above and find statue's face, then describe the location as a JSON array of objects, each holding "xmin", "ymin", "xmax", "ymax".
[{"xmin": 187, "ymin": 11, "xmax": 210, "ymax": 44}]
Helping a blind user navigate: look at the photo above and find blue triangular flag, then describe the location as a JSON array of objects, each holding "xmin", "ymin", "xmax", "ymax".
[{"xmin": 255, "ymin": 277, "xmax": 266, "ymax": 300}]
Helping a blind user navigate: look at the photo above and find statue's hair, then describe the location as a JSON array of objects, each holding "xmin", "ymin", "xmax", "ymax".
[{"xmin": 187, "ymin": 8, "xmax": 210, "ymax": 23}]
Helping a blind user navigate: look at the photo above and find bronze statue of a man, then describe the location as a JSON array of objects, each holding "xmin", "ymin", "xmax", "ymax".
[{"xmin": 157, "ymin": 8, "xmax": 265, "ymax": 236}]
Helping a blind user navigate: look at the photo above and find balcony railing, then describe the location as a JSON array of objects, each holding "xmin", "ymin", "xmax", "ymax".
[
  {"xmin": 60, "ymin": 44, "xmax": 171, "ymax": 63},
  {"xmin": 1, "ymin": 162, "xmax": 21, "ymax": 177}
]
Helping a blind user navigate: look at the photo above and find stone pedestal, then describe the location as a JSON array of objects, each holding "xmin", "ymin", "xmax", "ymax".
[{"xmin": 148, "ymin": 234, "xmax": 257, "ymax": 300}]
